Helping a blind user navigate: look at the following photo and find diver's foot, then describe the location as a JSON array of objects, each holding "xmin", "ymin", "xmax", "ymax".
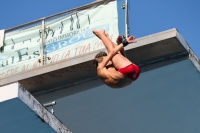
[{"xmin": 92, "ymin": 29, "xmax": 106, "ymax": 38}]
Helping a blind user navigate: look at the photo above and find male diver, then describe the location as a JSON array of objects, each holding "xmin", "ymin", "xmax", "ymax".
[{"xmin": 93, "ymin": 29, "xmax": 140, "ymax": 88}]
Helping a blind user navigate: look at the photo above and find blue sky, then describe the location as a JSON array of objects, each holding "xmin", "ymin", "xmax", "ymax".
[{"xmin": 1, "ymin": 0, "xmax": 200, "ymax": 57}]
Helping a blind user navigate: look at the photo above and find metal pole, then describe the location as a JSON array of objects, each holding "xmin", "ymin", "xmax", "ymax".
[
  {"xmin": 125, "ymin": 0, "xmax": 129, "ymax": 38},
  {"xmin": 41, "ymin": 19, "xmax": 45, "ymax": 65}
]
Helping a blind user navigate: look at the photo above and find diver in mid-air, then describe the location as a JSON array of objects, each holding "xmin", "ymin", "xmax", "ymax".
[{"xmin": 92, "ymin": 29, "xmax": 140, "ymax": 88}]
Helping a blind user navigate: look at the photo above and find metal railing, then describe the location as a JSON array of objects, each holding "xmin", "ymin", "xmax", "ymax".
[{"xmin": 5, "ymin": 0, "xmax": 115, "ymax": 33}]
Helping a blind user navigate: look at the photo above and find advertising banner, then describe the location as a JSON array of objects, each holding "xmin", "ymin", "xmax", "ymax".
[
  {"xmin": 0, "ymin": 25, "xmax": 42, "ymax": 78},
  {"xmin": 0, "ymin": 1, "xmax": 121, "ymax": 78}
]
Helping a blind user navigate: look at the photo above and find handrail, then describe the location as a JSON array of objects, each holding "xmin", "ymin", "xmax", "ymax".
[{"xmin": 5, "ymin": 0, "xmax": 114, "ymax": 32}]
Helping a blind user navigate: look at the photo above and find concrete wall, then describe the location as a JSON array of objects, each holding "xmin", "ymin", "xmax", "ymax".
[{"xmin": 35, "ymin": 57, "xmax": 200, "ymax": 133}]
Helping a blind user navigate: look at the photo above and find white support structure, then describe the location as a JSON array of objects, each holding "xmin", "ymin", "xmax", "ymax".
[{"xmin": 0, "ymin": 29, "xmax": 4, "ymax": 48}]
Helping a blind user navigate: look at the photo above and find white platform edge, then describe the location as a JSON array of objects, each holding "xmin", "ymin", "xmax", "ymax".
[
  {"xmin": 0, "ymin": 82, "xmax": 18, "ymax": 102},
  {"xmin": 176, "ymin": 31, "xmax": 200, "ymax": 72}
]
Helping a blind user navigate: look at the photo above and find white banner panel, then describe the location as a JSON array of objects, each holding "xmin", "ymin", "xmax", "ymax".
[
  {"xmin": 0, "ymin": 1, "xmax": 119, "ymax": 78},
  {"xmin": 0, "ymin": 25, "xmax": 42, "ymax": 78}
]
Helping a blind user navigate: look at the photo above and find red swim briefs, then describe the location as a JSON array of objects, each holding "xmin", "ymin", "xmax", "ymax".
[{"xmin": 118, "ymin": 64, "xmax": 140, "ymax": 81}]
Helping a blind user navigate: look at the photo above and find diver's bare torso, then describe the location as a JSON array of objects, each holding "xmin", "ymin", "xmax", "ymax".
[{"xmin": 98, "ymin": 66, "xmax": 133, "ymax": 88}]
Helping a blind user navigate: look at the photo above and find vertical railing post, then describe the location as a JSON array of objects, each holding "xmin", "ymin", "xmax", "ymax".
[
  {"xmin": 125, "ymin": 0, "xmax": 129, "ymax": 38},
  {"xmin": 41, "ymin": 19, "xmax": 45, "ymax": 65}
]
